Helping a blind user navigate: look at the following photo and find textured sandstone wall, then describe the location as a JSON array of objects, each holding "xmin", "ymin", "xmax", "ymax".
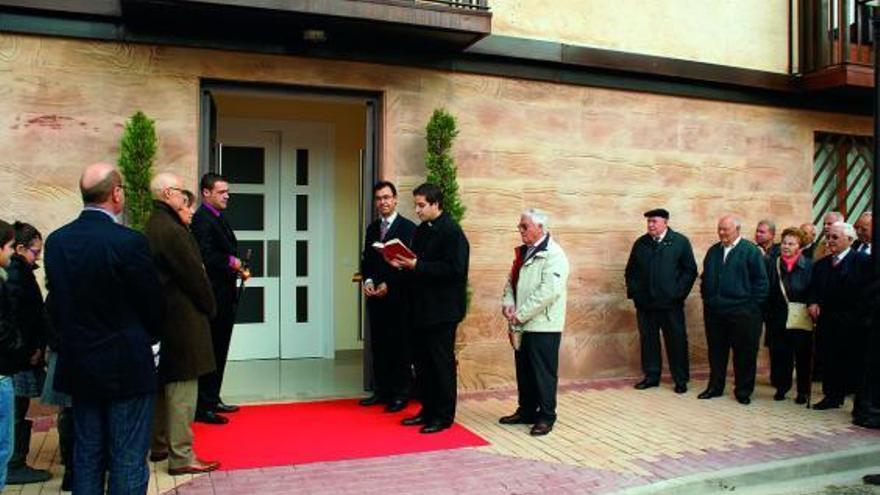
[{"xmin": 0, "ymin": 33, "xmax": 869, "ymax": 390}]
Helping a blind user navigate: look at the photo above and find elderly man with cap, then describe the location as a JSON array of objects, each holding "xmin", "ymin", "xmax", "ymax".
[{"xmin": 625, "ymin": 208, "xmax": 698, "ymax": 393}]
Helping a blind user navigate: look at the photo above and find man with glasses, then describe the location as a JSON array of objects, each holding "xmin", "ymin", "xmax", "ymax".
[
  {"xmin": 359, "ymin": 181, "xmax": 416, "ymax": 412},
  {"xmin": 808, "ymin": 221, "xmax": 872, "ymax": 410}
]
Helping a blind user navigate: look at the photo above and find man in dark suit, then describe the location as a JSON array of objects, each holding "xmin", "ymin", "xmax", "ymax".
[
  {"xmin": 359, "ymin": 181, "xmax": 417, "ymax": 412},
  {"xmin": 853, "ymin": 211, "xmax": 872, "ymax": 255},
  {"xmin": 625, "ymin": 208, "xmax": 698, "ymax": 394},
  {"xmin": 144, "ymin": 173, "xmax": 219, "ymax": 475},
  {"xmin": 391, "ymin": 183, "xmax": 469, "ymax": 434},
  {"xmin": 808, "ymin": 221, "xmax": 871, "ymax": 410},
  {"xmin": 44, "ymin": 162, "xmax": 164, "ymax": 494},
  {"xmin": 191, "ymin": 173, "xmax": 246, "ymax": 425},
  {"xmin": 755, "ymin": 219, "xmax": 781, "ymax": 259},
  {"xmin": 699, "ymin": 214, "xmax": 769, "ymax": 405}
]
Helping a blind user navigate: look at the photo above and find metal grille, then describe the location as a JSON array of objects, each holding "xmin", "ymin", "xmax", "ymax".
[{"xmin": 813, "ymin": 131, "xmax": 874, "ymax": 230}]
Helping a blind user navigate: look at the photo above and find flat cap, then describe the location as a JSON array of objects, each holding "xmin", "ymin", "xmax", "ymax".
[{"xmin": 644, "ymin": 208, "xmax": 669, "ymax": 219}]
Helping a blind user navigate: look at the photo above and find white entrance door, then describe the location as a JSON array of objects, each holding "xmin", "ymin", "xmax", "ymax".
[{"xmin": 219, "ymin": 118, "xmax": 334, "ymax": 361}]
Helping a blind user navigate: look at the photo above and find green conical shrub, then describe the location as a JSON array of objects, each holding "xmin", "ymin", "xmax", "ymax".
[{"xmin": 118, "ymin": 111, "xmax": 157, "ymax": 231}]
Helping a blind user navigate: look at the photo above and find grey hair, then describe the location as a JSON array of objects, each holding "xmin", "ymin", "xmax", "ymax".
[
  {"xmin": 825, "ymin": 211, "xmax": 844, "ymax": 223},
  {"xmin": 831, "ymin": 221, "xmax": 856, "ymax": 241},
  {"xmin": 150, "ymin": 172, "xmax": 181, "ymax": 198},
  {"xmin": 757, "ymin": 219, "xmax": 776, "ymax": 234},
  {"xmin": 522, "ymin": 208, "xmax": 549, "ymax": 230}
]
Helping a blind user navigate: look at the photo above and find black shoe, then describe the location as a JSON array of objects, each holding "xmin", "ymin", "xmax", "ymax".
[
  {"xmin": 401, "ymin": 414, "xmax": 426, "ymax": 426},
  {"xmin": 773, "ymin": 390, "xmax": 786, "ymax": 401},
  {"xmin": 795, "ymin": 395, "xmax": 807, "ymax": 405},
  {"xmin": 736, "ymin": 395, "xmax": 751, "ymax": 405},
  {"xmin": 499, "ymin": 412, "xmax": 535, "ymax": 425},
  {"xmin": 6, "ymin": 465, "xmax": 51, "ymax": 484},
  {"xmin": 385, "ymin": 399, "xmax": 408, "ymax": 413},
  {"xmin": 813, "ymin": 398, "xmax": 842, "ymax": 410},
  {"xmin": 530, "ymin": 422, "xmax": 553, "ymax": 436},
  {"xmin": 61, "ymin": 469, "xmax": 73, "ymax": 492},
  {"xmin": 674, "ymin": 383, "xmax": 687, "ymax": 394},
  {"xmin": 634, "ymin": 379, "xmax": 660, "ymax": 390},
  {"xmin": 195, "ymin": 410, "xmax": 229, "ymax": 425},
  {"xmin": 359, "ymin": 395, "xmax": 384, "ymax": 406},
  {"xmin": 697, "ymin": 388, "xmax": 723, "ymax": 400},
  {"xmin": 865, "ymin": 474, "xmax": 880, "ymax": 485},
  {"xmin": 215, "ymin": 401, "xmax": 239, "ymax": 413},
  {"xmin": 420, "ymin": 422, "xmax": 452, "ymax": 434},
  {"xmin": 149, "ymin": 451, "xmax": 169, "ymax": 462}
]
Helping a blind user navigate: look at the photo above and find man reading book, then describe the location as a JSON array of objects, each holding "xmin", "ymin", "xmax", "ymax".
[{"xmin": 359, "ymin": 181, "xmax": 417, "ymax": 412}]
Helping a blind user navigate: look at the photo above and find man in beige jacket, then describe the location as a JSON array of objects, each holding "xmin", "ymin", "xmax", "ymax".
[{"xmin": 500, "ymin": 209, "xmax": 570, "ymax": 436}]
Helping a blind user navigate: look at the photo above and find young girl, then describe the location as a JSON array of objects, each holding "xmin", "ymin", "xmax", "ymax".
[
  {"xmin": 0, "ymin": 219, "xmax": 29, "ymax": 490},
  {"xmin": 5, "ymin": 222, "xmax": 50, "ymax": 484}
]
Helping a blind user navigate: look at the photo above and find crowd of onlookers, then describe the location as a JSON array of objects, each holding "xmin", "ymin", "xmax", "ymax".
[{"xmin": 0, "ymin": 161, "xmax": 877, "ymax": 493}]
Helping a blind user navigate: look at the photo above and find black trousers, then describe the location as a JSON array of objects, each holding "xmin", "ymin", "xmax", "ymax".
[
  {"xmin": 367, "ymin": 296, "xmax": 411, "ymax": 401},
  {"xmin": 818, "ymin": 312, "xmax": 866, "ymax": 403},
  {"xmin": 636, "ymin": 307, "xmax": 689, "ymax": 385},
  {"xmin": 704, "ymin": 307, "xmax": 762, "ymax": 398},
  {"xmin": 514, "ymin": 332, "xmax": 561, "ymax": 425},
  {"xmin": 769, "ymin": 329, "xmax": 813, "ymax": 396},
  {"xmin": 9, "ymin": 396, "xmax": 31, "ymax": 468},
  {"xmin": 198, "ymin": 301, "xmax": 236, "ymax": 410},
  {"xmin": 412, "ymin": 323, "xmax": 457, "ymax": 425}
]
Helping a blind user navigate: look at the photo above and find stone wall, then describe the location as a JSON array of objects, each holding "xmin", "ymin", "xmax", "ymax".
[{"xmin": 0, "ymin": 33, "xmax": 870, "ymax": 390}]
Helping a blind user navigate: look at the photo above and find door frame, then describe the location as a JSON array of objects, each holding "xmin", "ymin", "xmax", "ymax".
[{"xmin": 197, "ymin": 80, "xmax": 383, "ymax": 364}]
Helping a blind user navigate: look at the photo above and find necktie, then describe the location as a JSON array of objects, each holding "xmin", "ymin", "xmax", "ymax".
[
  {"xmin": 380, "ymin": 219, "xmax": 389, "ymax": 241},
  {"xmin": 832, "ymin": 256, "xmax": 840, "ymax": 267}
]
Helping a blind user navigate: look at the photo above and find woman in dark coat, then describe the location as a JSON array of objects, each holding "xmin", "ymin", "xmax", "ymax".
[
  {"xmin": 5, "ymin": 222, "xmax": 50, "ymax": 484},
  {"xmin": 765, "ymin": 227, "xmax": 814, "ymax": 404}
]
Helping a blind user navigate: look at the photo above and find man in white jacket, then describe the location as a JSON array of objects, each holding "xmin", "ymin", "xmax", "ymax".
[{"xmin": 500, "ymin": 209, "xmax": 570, "ymax": 436}]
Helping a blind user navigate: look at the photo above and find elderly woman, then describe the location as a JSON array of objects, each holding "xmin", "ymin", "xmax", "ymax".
[{"xmin": 765, "ymin": 227, "xmax": 814, "ymax": 404}]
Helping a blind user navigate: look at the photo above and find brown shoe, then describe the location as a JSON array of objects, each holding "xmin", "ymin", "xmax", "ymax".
[
  {"xmin": 529, "ymin": 422, "xmax": 553, "ymax": 436},
  {"xmin": 168, "ymin": 460, "xmax": 220, "ymax": 475}
]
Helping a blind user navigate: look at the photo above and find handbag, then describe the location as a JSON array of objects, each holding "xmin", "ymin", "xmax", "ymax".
[{"xmin": 777, "ymin": 258, "xmax": 813, "ymax": 331}]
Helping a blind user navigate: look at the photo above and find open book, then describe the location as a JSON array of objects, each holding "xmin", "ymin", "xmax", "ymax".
[{"xmin": 372, "ymin": 238, "xmax": 416, "ymax": 263}]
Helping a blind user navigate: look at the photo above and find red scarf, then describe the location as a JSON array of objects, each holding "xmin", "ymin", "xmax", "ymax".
[
  {"xmin": 781, "ymin": 252, "xmax": 800, "ymax": 273},
  {"xmin": 509, "ymin": 247, "xmax": 525, "ymax": 301}
]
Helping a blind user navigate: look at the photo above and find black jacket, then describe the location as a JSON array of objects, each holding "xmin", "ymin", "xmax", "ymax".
[
  {"xmin": 624, "ymin": 228, "xmax": 698, "ymax": 310},
  {"xmin": 361, "ymin": 213, "xmax": 417, "ymax": 299},
  {"xmin": 408, "ymin": 212, "xmax": 470, "ymax": 326},
  {"xmin": 191, "ymin": 205, "xmax": 238, "ymax": 305},
  {"xmin": 765, "ymin": 254, "xmax": 812, "ymax": 347},
  {"xmin": 701, "ymin": 239, "xmax": 769, "ymax": 314},
  {"xmin": 5, "ymin": 255, "xmax": 50, "ymax": 367},
  {"xmin": 44, "ymin": 210, "xmax": 165, "ymax": 399},
  {"xmin": 808, "ymin": 249, "xmax": 872, "ymax": 318},
  {"xmin": 0, "ymin": 274, "xmax": 28, "ymax": 375}
]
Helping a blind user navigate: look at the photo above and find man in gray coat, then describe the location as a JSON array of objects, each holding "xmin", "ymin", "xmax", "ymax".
[{"xmin": 144, "ymin": 173, "xmax": 219, "ymax": 475}]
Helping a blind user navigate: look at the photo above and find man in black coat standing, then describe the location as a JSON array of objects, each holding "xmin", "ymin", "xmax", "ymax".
[
  {"xmin": 390, "ymin": 183, "xmax": 469, "ymax": 434},
  {"xmin": 625, "ymin": 208, "xmax": 698, "ymax": 394},
  {"xmin": 808, "ymin": 221, "xmax": 871, "ymax": 410},
  {"xmin": 191, "ymin": 173, "xmax": 247, "ymax": 425},
  {"xmin": 699, "ymin": 214, "xmax": 769, "ymax": 405},
  {"xmin": 44, "ymin": 162, "xmax": 164, "ymax": 494},
  {"xmin": 359, "ymin": 181, "xmax": 417, "ymax": 412}
]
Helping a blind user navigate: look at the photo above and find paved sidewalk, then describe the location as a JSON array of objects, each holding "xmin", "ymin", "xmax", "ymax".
[{"xmin": 4, "ymin": 375, "xmax": 879, "ymax": 494}]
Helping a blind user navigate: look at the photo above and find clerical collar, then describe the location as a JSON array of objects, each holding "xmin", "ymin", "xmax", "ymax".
[{"xmin": 83, "ymin": 205, "xmax": 119, "ymax": 223}]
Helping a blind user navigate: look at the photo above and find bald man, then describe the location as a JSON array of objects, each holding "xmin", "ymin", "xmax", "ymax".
[
  {"xmin": 144, "ymin": 173, "xmax": 219, "ymax": 474},
  {"xmin": 44, "ymin": 163, "xmax": 164, "ymax": 494},
  {"xmin": 800, "ymin": 223, "xmax": 817, "ymax": 259},
  {"xmin": 699, "ymin": 215, "xmax": 769, "ymax": 405},
  {"xmin": 853, "ymin": 212, "xmax": 872, "ymax": 255}
]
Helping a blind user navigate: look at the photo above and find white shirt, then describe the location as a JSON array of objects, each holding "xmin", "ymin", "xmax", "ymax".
[
  {"xmin": 857, "ymin": 242, "xmax": 872, "ymax": 255},
  {"xmin": 653, "ymin": 229, "xmax": 668, "ymax": 243},
  {"xmin": 365, "ymin": 211, "xmax": 399, "ymax": 287},
  {"xmin": 833, "ymin": 247, "xmax": 852, "ymax": 265},
  {"xmin": 526, "ymin": 233, "xmax": 549, "ymax": 259},
  {"xmin": 722, "ymin": 236, "xmax": 743, "ymax": 263}
]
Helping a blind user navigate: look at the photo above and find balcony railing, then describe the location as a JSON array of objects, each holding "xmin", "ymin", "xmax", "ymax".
[
  {"xmin": 417, "ymin": 0, "xmax": 489, "ymax": 10},
  {"xmin": 796, "ymin": 0, "xmax": 875, "ymax": 76}
]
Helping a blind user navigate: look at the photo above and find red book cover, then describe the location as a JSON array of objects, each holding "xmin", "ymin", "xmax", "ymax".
[{"xmin": 372, "ymin": 239, "xmax": 416, "ymax": 263}]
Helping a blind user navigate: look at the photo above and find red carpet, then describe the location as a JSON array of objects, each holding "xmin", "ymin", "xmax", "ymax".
[{"xmin": 192, "ymin": 399, "xmax": 489, "ymax": 470}]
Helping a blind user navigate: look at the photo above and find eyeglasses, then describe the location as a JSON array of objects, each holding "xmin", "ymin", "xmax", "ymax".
[{"xmin": 828, "ymin": 234, "xmax": 843, "ymax": 240}]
